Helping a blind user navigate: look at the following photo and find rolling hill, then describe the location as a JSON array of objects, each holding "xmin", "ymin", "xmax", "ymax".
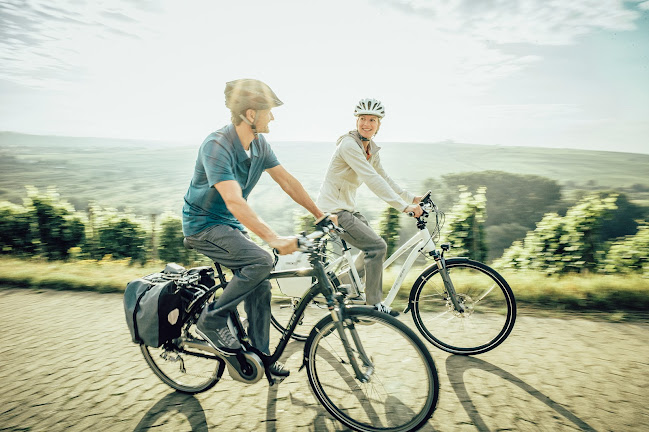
[{"xmin": 1, "ymin": 131, "xmax": 647, "ymax": 235}]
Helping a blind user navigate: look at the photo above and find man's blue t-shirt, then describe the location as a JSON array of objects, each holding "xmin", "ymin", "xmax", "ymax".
[{"xmin": 182, "ymin": 124, "xmax": 280, "ymax": 236}]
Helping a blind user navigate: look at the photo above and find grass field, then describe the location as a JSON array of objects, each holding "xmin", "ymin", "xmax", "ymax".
[{"xmin": 1, "ymin": 256, "xmax": 647, "ymax": 322}]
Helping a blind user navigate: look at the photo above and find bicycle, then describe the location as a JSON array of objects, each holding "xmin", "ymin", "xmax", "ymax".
[
  {"xmin": 270, "ymin": 190, "xmax": 517, "ymax": 356},
  {"xmin": 140, "ymin": 217, "xmax": 440, "ymax": 432}
]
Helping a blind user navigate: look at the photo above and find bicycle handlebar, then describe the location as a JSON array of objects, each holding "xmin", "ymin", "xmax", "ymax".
[
  {"xmin": 406, "ymin": 190, "xmax": 437, "ymax": 217},
  {"xmin": 272, "ymin": 214, "xmax": 344, "ymax": 256},
  {"xmin": 296, "ymin": 214, "xmax": 344, "ymax": 253}
]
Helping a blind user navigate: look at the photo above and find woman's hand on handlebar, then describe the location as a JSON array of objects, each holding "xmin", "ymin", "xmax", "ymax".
[
  {"xmin": 315, "ymin": 213, "xmax": 343, "ymax": 234},
  {"xmin": 404, "ymin": 204, "xmax": 423, "ymax": 218},
  {"xmin": 269, "ymin": 236, "xmax": 298, "ymax": 255},
  {"xmin": 315, "ymin": 213, "xmax": 338, "ymax": 228}
]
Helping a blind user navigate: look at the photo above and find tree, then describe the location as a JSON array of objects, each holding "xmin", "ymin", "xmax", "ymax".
[
  {"xmin": 440, "ymin": 171, "xmax": 562, "ymax": 228},
  {"xmin": 443, "ymin": 187, "xmax": 488, "ymax": 262},
  {"xmin": 494, "ymin": 193, "xmax": 618, "ymax": 274},
  {"xmin": 158, "ymin": 213, "xmax": 192, "ymax": 264},
  {"xmin": 496, "ymin": 212, "xmax": 567, "ymax": 273},
  {"xmin": 560, "ymin": 193, "xmax": 618, "ymax": 273},
  {"xmin": 96, "ymin": 210, "xmax": 147, "ymax": 263},
  {"xmin": 594, "ymin": 192, "xmax": 646, "ymax": 242},
  {"xmin": 378, "ymin": 206, "xmax": 401, "ymax": 257},
  {"xmin": 601, "ymin": 224, "xmax": 649, "ymax": 275},
  {"xmin": 0, "ymin": 201, "xmax": 34, "ymax": 255},
  {"xmin": 27, "ymin": 187, "xmax": 85, "ymax": 260},
  {"xmin": 422, "ymin": 171, "xmax": 563, "ymax": 261},
  {"xmin": 484, "ymin": 223, "xmax": 529, "ymax": 262}
]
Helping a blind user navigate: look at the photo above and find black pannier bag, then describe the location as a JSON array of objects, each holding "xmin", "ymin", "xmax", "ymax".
[{"xmin": 124, "ymin": 265, "xmax": 185, "ymax": 347}]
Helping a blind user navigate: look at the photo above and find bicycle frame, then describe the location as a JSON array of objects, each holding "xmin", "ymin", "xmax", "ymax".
[
  {"xmin": 266, "ymin": 267, "xmax": 321, "ymax": 362},
  {"xmin": 330, "ymin": 219, "xmax": 436, "ymax": 308},
  {"xmin": 383, "ymin": 227, "xmax": 435, "ymax": 307},
  {"xmin": 170, "ymin": 250, "xmax": 372, "ymax": 387}
]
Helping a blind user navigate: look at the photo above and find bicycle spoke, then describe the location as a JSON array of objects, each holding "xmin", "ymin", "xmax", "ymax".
[{"xmin": 141, "ymin": 326, "xmax": 225, "ymax": 394}]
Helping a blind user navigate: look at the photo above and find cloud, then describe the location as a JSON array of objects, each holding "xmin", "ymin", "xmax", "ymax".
[
  {"xmin": 374, "ymin": 0, "xmax": 643, "ymax": 45},
  {"xmin": 0, "ymin": 0, "xmax": 158, "ymax": 89}
]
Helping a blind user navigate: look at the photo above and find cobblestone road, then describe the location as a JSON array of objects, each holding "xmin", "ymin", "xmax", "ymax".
[{"xmin": 1, "ymin": 287, "xmax": 647, "ymax": 431}]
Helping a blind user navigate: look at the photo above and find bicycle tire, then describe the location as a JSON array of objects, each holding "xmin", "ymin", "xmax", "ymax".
[
  {"xmin": 140, "ymin": 322, "xmax": 226, "ymax": 394},
  {"xmin": 270, "ymin": 293, "xmax": 329, "ymax": 341},
  {"xmin": 304, "ymin": 308, "xmax": 439, "ymax": 432},
  {"xmin": 409, "ymin": 258, "xmax": 516, "ymax": 355}
]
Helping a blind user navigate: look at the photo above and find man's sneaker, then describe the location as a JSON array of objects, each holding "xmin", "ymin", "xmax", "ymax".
[
  {"xmin": 269, "ymin": 361, "xmax": 290, "ymax": 377},
  {"xmin": 196, "ymin": 309, "xmax": 242, "ymax": 353},
  {"xmin": 374, "ymin": 302, "xmax": 399, "ymax": 317}
]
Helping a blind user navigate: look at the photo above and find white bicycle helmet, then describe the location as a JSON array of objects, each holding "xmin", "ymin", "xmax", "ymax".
[{"xmin": 354, "ymin": 98, "xmax": 385, "ymax": 118}]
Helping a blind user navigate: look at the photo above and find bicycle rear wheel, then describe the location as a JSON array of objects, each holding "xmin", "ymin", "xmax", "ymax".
[
  {"xmin": 141, "ymin": 323, "xmax": 225, "ymax": 394},
  {"xmin": 410, "ymin": 258, "xmax": 516, "ymax": 355},
  {"xmin": 305, "ymin": 308, "xmax": 439, "ymax": 432}
]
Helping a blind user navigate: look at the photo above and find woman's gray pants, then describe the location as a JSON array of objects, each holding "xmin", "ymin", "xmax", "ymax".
[
  {"xmin": 335, "ymin": 210, "xmax": 387, "ymax": 305},
  {"xmin": 184, "ymin": 224, "xmax": 273, "ymax": 355}
]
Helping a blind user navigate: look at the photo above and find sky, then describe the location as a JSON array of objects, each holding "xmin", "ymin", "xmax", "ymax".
[{"xmin": 1, "ymin": 0, "xmax": 648, "ymax": 154}]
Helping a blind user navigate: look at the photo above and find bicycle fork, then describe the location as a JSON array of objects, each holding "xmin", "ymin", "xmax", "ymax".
[
  {"xmin": 432, "ymin": 248, "xmax": 465, "ymax": 314},
  {"xmin": 315, "ymin": 261, "xmax": 374, "ymax": 383},
  {"xmin": 329, "ymin": 303, "xmax": 374, "ymax": 383}
]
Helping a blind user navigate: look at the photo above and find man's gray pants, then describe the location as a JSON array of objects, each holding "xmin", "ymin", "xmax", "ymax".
[
  {"xmin": 335, "ymin": 210, "xmax": 387, "ymax": 305},
  {"xmin": 185, "ymin": 224, "xmax": 273, "ymax": 354}
]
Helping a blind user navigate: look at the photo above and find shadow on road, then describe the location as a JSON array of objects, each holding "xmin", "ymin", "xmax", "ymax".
[
  {"xmin": 132, "ymin": 338, "xmax": 318, "ymax": 432},
  {"xmin": 264, "ymin": 338, "xmax": 335, "ymax": 431},
  {"xmin": 265, "ymin": 335, "xmax": 436, "ymax": 431},
  {"xmin": 133, "ymin": 391, "xmax": 208, "ymax": 432},
  {"xmin": 446, "ymin": 355, "xmax": 596, "ymax": 432}
]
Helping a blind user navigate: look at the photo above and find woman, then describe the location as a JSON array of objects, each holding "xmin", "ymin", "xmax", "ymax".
[{"xmin": 316, "ymin": 98, "xmax": 422, "ymax": 315}]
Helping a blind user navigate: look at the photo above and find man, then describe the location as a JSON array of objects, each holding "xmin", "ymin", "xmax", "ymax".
[
  {"xmin": 182, "ymin": 79, "xmax": 330, "ymax": 377},
  {"xmin": 316, "ymin": 98, "xmax": 422, "ymax": 316}
]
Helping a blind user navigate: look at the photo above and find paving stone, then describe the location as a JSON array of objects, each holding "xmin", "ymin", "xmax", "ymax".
[{"xmin": 1, "ymin": 288, "xmax": 648, "ymax": 431}]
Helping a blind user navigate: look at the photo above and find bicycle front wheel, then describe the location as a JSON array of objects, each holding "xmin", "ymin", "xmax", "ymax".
[
  {"xmin": 410, "ymin": 258, "xmax": 516, "ymax": 355},
  {"xmin": 141, "ymin": 323, "xmax": 225, "ymax": 394},
  {"xmin": 305, "ymin": 308, "xmax": 439, "ymax": 432}
]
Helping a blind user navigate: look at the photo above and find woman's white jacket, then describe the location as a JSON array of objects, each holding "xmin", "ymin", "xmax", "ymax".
[{"xmin": 316, "ymin": 131, "xmax": 414, "ymax": 214}]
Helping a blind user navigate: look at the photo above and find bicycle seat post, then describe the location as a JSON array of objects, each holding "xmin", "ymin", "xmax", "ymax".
[{"xmin": 213, "ymin": 262, "xmax": 227, "ymax": 285}]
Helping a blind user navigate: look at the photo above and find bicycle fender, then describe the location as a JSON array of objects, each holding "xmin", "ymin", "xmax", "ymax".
[{"xmin": 404, "ymin": 257, "xmax": 471, "ymax": 313}]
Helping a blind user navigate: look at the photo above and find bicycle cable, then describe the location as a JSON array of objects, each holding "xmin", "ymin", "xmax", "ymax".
[{"xmin": 418, "ymin": 207, "xmax": 446, "ymax": 259}]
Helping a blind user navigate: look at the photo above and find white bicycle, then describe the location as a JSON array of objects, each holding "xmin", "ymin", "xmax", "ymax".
[{"xmin": 271, "ymin": 191, "xmax": 516, "ymax": 355}]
